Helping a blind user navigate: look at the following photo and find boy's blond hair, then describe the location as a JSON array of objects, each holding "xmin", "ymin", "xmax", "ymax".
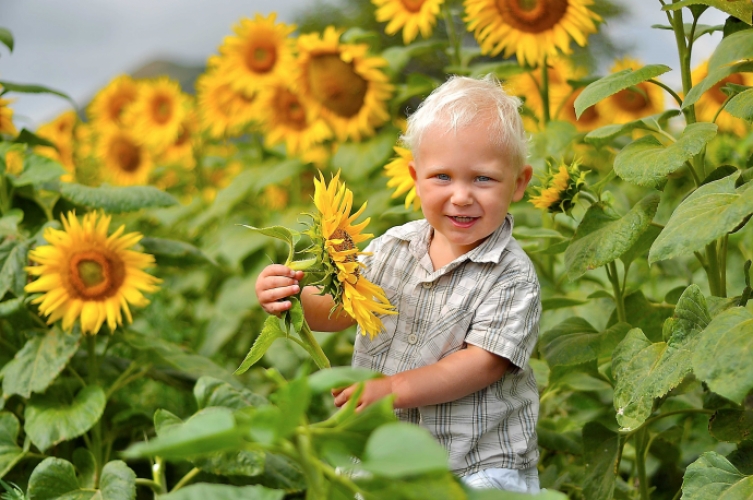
[{"xmin": 400, "ymin": 74, "xmax": 528, "ymax": 171}]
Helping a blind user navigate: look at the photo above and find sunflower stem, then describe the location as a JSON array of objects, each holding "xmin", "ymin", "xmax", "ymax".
[
  {"xmin": 541, "ymin": 55, "xmax": 551, "ymax": 124},
  {"xmin": 705, "ymin": 241, "xmax": 723, "ymax": 297},
  {"xmin": 86, "ymin": 335, "xmax": 104, "ymax": 486},
  {"xmin": 667, "ymin": 2, "xmax": 696, "ymax": 124},
  {"xmin": 298, "ymin": 320, "xmax": 331, "ymax": 369},
  {"xmin": 607, "ymin": 261, "xmax": 627, "ymax": 323},
  {"xmin": 711, "ymin": 94, "xmax": 733, "ymax": 125},
  {"xmin": 441, "ymin": 3, "xmax": 462, "ymax": 69},
  {"xmin": 170, "ymin": 467, "xmax": 201, "ymax": 493},
  {"xmin": 647, "ymin": 79, "xmax": 683, "ymax": 107}
]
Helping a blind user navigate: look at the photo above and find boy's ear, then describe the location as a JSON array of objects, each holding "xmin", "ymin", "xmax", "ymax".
[
  {"xmin": 408, "ymin": 161, "xmax": 417, "ymax": 181},
  {"xmin": 512, "ymin": 164, "xmax": 533, "ymax": 202}
]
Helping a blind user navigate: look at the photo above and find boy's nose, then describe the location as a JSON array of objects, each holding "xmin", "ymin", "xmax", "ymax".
[{"xmin": 451, "ymin": 186, "xmax": 473, "ymax": 206}]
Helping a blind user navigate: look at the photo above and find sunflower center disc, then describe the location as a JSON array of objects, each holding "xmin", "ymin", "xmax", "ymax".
[
  {"xmin": 277, "ymin": 88, "xmax": 307, "ymax": 130},
  {"xmin": 70, "ymin": 252, "xmax": 111, "ymax": 298},
  {"xmin": 152, "ymin": 95, "xmax": 173, "ymax": 125},
  {"xmin": 401, "ymin": 0, "xmax": 425, "ymax": 13},
  {"xmin": 246, "ymin": 44, "xmax": 277, "ymax": 73},
  {"xmin": 308, "ymin": 54, "xmax": 368, "ymax": 118},
  {"xmin": 496, "ymin": 0, "xmax": 569, "ymax": 33},
  {"xmin": 613, "ymin": 85, "xmax": 649, "ymax": 112},
  {"xmin": 109, "ymin": 94, "xmax": 134, "ymax": 122},
  {"xmin": 111, "ymin": 136, "xmax": 142, "ymax": 173}
]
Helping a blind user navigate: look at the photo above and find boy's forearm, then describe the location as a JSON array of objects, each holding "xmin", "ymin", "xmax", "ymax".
[
  {"xmin": 300, "ymin": 286, "xmax": 356, "ymax": 332},
  {"xmin": 389, "ymin": 345, "xmax": 510, "ymax": 409}
]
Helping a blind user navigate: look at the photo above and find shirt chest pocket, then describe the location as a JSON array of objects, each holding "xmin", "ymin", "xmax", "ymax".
[{"xmin": 414, "ymin": 306, "xmax": 474, "ymax": 367}]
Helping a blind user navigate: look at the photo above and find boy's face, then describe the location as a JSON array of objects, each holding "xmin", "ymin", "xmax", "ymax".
[{"xmin": 409, "ymin": 119, "xmax": 532, "ymax": 257}]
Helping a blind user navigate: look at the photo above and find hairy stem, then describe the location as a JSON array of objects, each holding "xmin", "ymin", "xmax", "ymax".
[
  {"xmin": 607, "ymin": 261, "xmax": 627, "ymax": 323},
  {"xmin": 541, "ymin": 55, "xmax": 551, "ymax": 124}
]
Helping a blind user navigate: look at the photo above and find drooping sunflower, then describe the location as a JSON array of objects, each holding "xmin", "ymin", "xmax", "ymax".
[
  {"xmin": 35, "ymin": 110, "xmax": 78, "ymax": 177},
  {"xmin": 692, "ymin": 60, "xmax": 753, "ymax": 136},
  {"xmin": 384, "ymin": 146, "xmax": 421, "ymax": 210},
  {"xmin": 372, "ymin": 0, "xmax": 445, "ymax": 44},
  {"xmin": 25, "ymin": 211, "xmax": 161, "ymax": 335},
  {"xmin": 464, "ymin": 0, "xmax": 601, "ymax": 67},
  {"xmin": 196, "ymin": 63, "xmax": 261, "ymax": 139},
  {"xmin": 600, "ymin": 58, "xmax": 665, "ymax": 124},
  {"xmin": 215, "ymin": 13, "xmax": 296, "ymax": 94},
  {"xmin": 124, "ymin": 77, "xmax": 188, "ymax": 153},
  {"xmin": 504, "ymin": 56, "xmax": 574, "ymax": 130},
  {"xmin": 88, "ymin": 75, "xmax": 139, "ymax": 129},
  {"xmin": 529, "ymin": 159, "xmax": 588, "ymax": 214},
  {"xmin": 96, "ymin": 128, "xmax": 153, "ymax": 186},
  {"xmin": 305, "ymin": 171, "xmax": 396, "ymax": 339},
  {"xmin": 297, "ymin": 27, "xmax": 394, "ymax": 142},
  {"xmin": 0, "ymin": 94, "xmax": 18, "ymax": 137},
  {"xmin": 260, "ymin": 82, "xmax": 332, "ymax": 157}
]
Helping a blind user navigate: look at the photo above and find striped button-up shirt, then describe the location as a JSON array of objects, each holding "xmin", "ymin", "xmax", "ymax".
[{"xmin": 353, "ymin": 215, "xmax": 541, "ymax": 476}]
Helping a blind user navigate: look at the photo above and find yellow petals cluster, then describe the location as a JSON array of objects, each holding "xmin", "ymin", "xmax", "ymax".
[
  {"xmin": 529, "ymin": 160, "xmax": 588, "ymax": 213},
  {"xmin": 306, "ymin": 172, "xmax": 397, "ymax": 339},
  {"xmin": 372, "ymin": 0, "xmax": 445, "ymax": 44},
  {"xmin": 25, "ymin": 211, "xmax": 161, "ymax": 335},
  {"xmin": 384, "ymin": 146, "xmax": 421, "ymax": 211}
]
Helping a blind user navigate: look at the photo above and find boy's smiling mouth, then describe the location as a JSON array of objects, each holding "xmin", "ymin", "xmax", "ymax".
[{"xmin": 448, "ymin": 215, "xmax": 479, "ymax": 227}]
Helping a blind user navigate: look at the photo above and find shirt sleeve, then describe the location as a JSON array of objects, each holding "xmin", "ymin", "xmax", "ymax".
[{"xmin": 464, "ymin": 278, "xmax": 541, "ymax": 371}]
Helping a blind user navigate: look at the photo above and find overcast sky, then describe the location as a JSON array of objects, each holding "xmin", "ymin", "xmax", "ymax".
[{"xmin": 0, "ymin": 1, "xmax": 727, "ymax": 129}]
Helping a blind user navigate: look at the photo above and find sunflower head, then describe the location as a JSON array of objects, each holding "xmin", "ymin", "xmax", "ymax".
[
  {"xmin": 0, "ymin": 93, "xmax": 18, "ymax": 137},
  {"xmin": 529, "ymin": 159, "xmax": 588, "ymax": 214},
  {"xmin": 196, "ymin": 64, "xmax": 261, "ymax": 139},
  {"xmin": 372, "ymin": 0, "xmax": 445, "ymax": 44},
  {"xmin": 304, "ymin": 171, "xmax": 396, "ymax": 338},
  {"xmin": 96, "ymin": 128, "xmax": 154, "ymax": 186},
  {"xmin": 124, "ymin": 77, "xmax": 188, "ymax": 152},
  {"xmin": 25, "ymin": 211, "xmax": 161, "ymax": 335},
  {"xmin": 88, "ymin": 75, "xmax": 140, "ymax": 129}
]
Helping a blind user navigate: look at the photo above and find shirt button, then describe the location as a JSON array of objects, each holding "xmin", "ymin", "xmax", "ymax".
[
  {"xmin": 407, "ymin": 334, "xmax": 418, "ymax": 345},
  {"xmin": 422, "ymin": 282, "xmax": 433, "ymax": 289}
]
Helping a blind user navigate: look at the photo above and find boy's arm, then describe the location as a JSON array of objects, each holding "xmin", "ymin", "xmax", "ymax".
[
  {"xmin": 333, "ymin": 344, "xmax": 509, "ymax": 410},
  {"xmin": 255, "ymin": 264, "xmax": 356, "ymax": 332}
]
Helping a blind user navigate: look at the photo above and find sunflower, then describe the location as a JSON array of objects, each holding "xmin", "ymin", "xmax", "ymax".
[
  {"xmin": 196, "ymin": 64, "xmax": 261, "ymax": 139},
  {"xmin": 384, "ymin": 146, "xmax": 421, "ymax": 210},
  {"xmin": 25, "ymin": 211, "xmax": 161, "ymax": 335},
  {"xmin": 124, "ymin": 77, "xmax": 188, "ymax": 153},
  {"xmin": 559, "ymin": 86, "xmax": 606, "ymax": 131},
  {"xmin": 88, "ymin": 75, "xmax": 139, "ymax": 129},
  {"xmin": 599, "ymin": 58, "xmax": 665, "ymax": 124},
  {"xmin": 297, "ymin": 27, "xmax": 394, "ymax": 142},
  {"xmin": 529, "ymin": 159, "xmax": 588, "ymax": 213},
  {"xmin": 5, "ymin": 148, "xmax": 24, "ymax": 175},
  {"xmin": 692, "ymin": 60, "xmax": 753, "ymax": 136},
  {"xmin": 215, "ymin": 13, "xmax": 296, "ymax": 94},
  {"xmin": 504, "ymin": 56, "xmax": 574, "ymax": 130},
  {"xmin": 0, "ymin": 94, "xmax": 18, "ymax": 137},
  {"xmin": 158, "ymin": 107, "xmax": 199, "ymax": 170},
  {"xmin": 464, "ymin": 0, "xmax": 601, "ymax": 67},
  {"xmin": 260, "ymin": 82, "xmax": 332, "ymax": 157},
  {"xmin": 372, "ymin": 0, "xmax": 445, "ymax": 44},
  {"xmin": 96, "ymin": 128, "xmax": 153, "ymax": 186},
  {"xmin": 305, "ymin": 171, "xmax": 396, "ymax": 339},
  {"xmin": 35, "ymin": 110, "xmax": 78, "ymax": 177}
]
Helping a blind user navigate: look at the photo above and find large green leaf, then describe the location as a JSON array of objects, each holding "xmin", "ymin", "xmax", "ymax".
[
  {"xmin": 663, "ymin": 0, "xmax": 752, "ymax": 24},
  {"xmin": 0, "ymin": 81, "xmax": 76, "ymax": 107},
  {"xmin": 0, "ymin": 238, "xmax": 31, "ymax": 298},
  {"xmin": 27, "ymin": 457, "xmax": 136, "ymax": 500},
  {"xmin": 123, "ymin": 407, "xmax": 245, "ymax": 460},
  {"xmin": 9, "ymin": 154, "xmax": 66, "ymax": 187},
  {"xmin": 0, "ymin": 28, "xmax": 13, "ymax": 52},
  {"xmin": 693, "ymin": 307, "xmax": 753, "ymax": 404},
  {"xmin": 194, "ymin": 377, "xmax": 266, "ymax": 410},
  {"xmin": 138, "ymin": 237, "xmax": 216, "ymax": 267},
  {"xmin": 382, "ymin": 41, "xmax": 446, "ymax": 76},
  {"xmin": 584, "ymin": 110, "xmax": 682, "ymax": 149},
  {"xmin": 122, "ymin": 331, "xmax": 241, "ymax": 388},
  {"xmin": 649, "ymin": 176, "xmax": 753, "ymax": 264},
  {"xmin": 307, "ymin": 367, "xmax": 380, "ymax": 393},
  {"xmin": 540, "ymin": 317, "xmax": 600, "ymax": 367},
  {"xmin": 332, "ymin": 128, "xmax": 397, "ymax": 181},
  {"xmin": 613, "ymin": 123, "xmax": 718, "ymax": 186},
  {"xmin": 684, "ymin": 61, "xmax": 753, "ymax": 108},
  {"xmin": 2, "ymin": 327, "xmax": 81, "ymax": 399},
  {"xmin": 361, "ymin": 422, "xmax": 448, "ymax": 478},
  {"xmin": 235, "ymin": 315, "xmax": 287, "ymax": 375},
  {"xmin": 565, "ymin": 192, "xmax": 660, "ymax": 280},
  {"xmin": 681, "ymin": 452, "xmax": 749, "ymax": 499},
  {"xmin": 709, "ymin": 409, "xmax": 753, "ymax": 443},
  {"xmin": 58, "ymin": 183, "xmax": 178, "ymax": 213},
  {"xmin": 0, "ymin": 412, "xmax": 24, "ymax": 478},
  {"xmin": 24, "ymin": 385, "xmax": 106, "ymax": 452},
  {"xmin": 159, "ymin": 484, "xmax": 284, "ymax": 500},
  {"xmin": 0, "ymin": 209, "xmax": 23, "ymax": 238},
  {"xmin": 726, "ymin": 88, "xmax": 753, "ymax": 121},
  {"xmin": 574, "ymin": 64, "xmax": 671, "ymax": 118},
  {"xmin": 468, "ymin": 490, "xmax": 568, "ymax": 500},
  {"xmin": 582, "ymin": 422, "xmax": 620, "ymax": 500},
  {"xmin": 709, "ymin": 28, "xmax": 753, "ymax": 69}
]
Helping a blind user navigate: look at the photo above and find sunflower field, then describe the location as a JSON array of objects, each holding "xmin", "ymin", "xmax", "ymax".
[{"xmin": 1, "ymin": 0, "xmax": 753, "ymax": 498}]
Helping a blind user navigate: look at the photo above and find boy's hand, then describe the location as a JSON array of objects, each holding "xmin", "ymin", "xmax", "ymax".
[
  {"xmin": 255, "ymin": 264, "xmax": 304, "ymax": 316},
  {"xmin": 332, "ymin": 377, "xmax": 394, "ymax": 411}
]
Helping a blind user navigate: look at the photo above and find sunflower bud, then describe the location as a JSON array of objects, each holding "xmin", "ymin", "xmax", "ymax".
[{"xmin": 529, "ymin": 159, "xmax": 589, "ymax": 214}]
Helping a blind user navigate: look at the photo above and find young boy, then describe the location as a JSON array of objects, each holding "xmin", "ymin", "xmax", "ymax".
[{"xmin": 255, "ymin": 75, "xmax": 540, "ymax": 492}]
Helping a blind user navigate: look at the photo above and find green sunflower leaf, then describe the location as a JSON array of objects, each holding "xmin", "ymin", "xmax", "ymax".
[
  {"xmin": 684, "ymin": 61, "xmax": 753, "ymax": 108},
  {"xmin": 27, "ymin": 457, "xmax": 136, "ymax": 500},
  {"xmin": 726, "ymin": 88, "xmax": 753, "ymax": 121},
  {"xmin": 565, "ymin": 192, "xmax": 660, "ymax": 281},
  {"xmin": 681, "ymin": 452, "xmax": 749, "ymax": 499},
  {"xmin": 361, "ymin": 423, "xmax": 448, "ymax": 478},
  {"xmin": 235, "ymin": 316, "xmax": 287, "ymax": 375},
  {"xmin": 24, "ymin": 385, "xmax": 106, "ymax": 452},
  {"xmin": 574, "ymin": 64, "xmax": 671, "ymax": 119},
  {"xmin": 614, "ymin": 122, "xmax": 718, "ymax": 187},
  {"xmin": 139, "ymin": 237, "xmax": 217, "ymax": 267},
  {"xmin": 582, "ymin": 422, "xmax": 621, "ymax": 500},
  {"xmin": 584, "ymin": 109, "xmax": 681, "ymax": 149},
  {"xmin": 649, "ymin": 175, "xmax": 753, "ymax": 264},
  {"xmin": 159, "ymin": 484, "xmax": 283, "ymax": 500},
  {"xmin": 10, "ymin": 154, "xmax": 67, "ymax": 187},
  {"xmin": 58, "ymin": 182, "xmax": 178, "ymax": 212},
  {"xmin": 0, "ymin": 411, "xmax": 24, "ymax": 478},
  {"xmin": 662, "ymin": 0, "xmax": 752, "ymax": 24},
  {"xmin": 0, "ymin": 28, "xmax": 13, "ymax": 53},
  {"xmin": 0, "ymin": 80, "xmax": 76, "ymax": 108}
]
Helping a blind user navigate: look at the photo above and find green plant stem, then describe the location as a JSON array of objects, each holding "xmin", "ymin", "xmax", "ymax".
[
  {"xmin": 667, "ymin": 3, "xmax": 696, "ymax": 124},
  {"xmin": 106, "ymin": 363, "xmax": 151, "ymax": 400},
  {"xmin": 295, "ymin": 429, "xmax": 328, "ymax": 500},
  {"xmin": 607, "ymin": 261, "xmax": 627, "ymax": 323},
  {"xmin": 135, "ymin": 478, "xmax": 163, "ymax": 494},
  {"xmin": 720, "ymin": 236, "xmax": 728, "ymax": 298},
  {"xmin": 170, "ymin": 467, "xmax": 201, "ymax": 493},
  {"xmin": 705, "ymin": 241, "xmax": 723, "ymax": 297},
  {"xmin": 152, "ymin": 456, "xmax": 167, "ymax": 494},
  {"xmin": 634, "ymin": 427, "xmax": 651, "ymax": 500},
  {"xmin": 66, "ymin": 365, "xmax": 87, "ymax": 388},
  {"xmin": 623, "ymin": 408, "xmax": 715, "ymax": 439},
  {"xmin": 317, "ymin": 459, "xmax": 365, "ymax": 498},
  {"xmin": 671, "ymin": 487, "xmax": 683, "ymax": 500},
  {"xmin": 712, "ymin": 95, "xmax": 733, "ymax": 124},
  {"xmin": 86, "ymin": 335, "xmax": 103, "ymax": 486},
  {"xmin": 541, "ymin": 55, "xmax": 551, "ymax": 124},
  {"xmin": 684, "ymin": 161, "xmax": 702, "ymax": 187},
  {"xmin": 299, "ymin": 320, "xmax": 331, "ymax": 369},
  {"xmin": 441, "ymin": 3, "xmax": 462, "ymax": 69},
  {"xmin": 0, "ymin": 175, "xmax": 10, "ymax": 216},
  {"xmin": 647, "ymin": 79, "xmax": 683, "ymax": 107}
]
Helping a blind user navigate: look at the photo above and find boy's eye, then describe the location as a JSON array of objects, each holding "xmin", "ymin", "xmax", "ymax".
[
  {"xmin": 436, "ymin": 173, "xmax": 450, "ymax": 180},
  {"xmin": 476, "ymin": 176, "xmax": 491, "ymax": 182}
]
